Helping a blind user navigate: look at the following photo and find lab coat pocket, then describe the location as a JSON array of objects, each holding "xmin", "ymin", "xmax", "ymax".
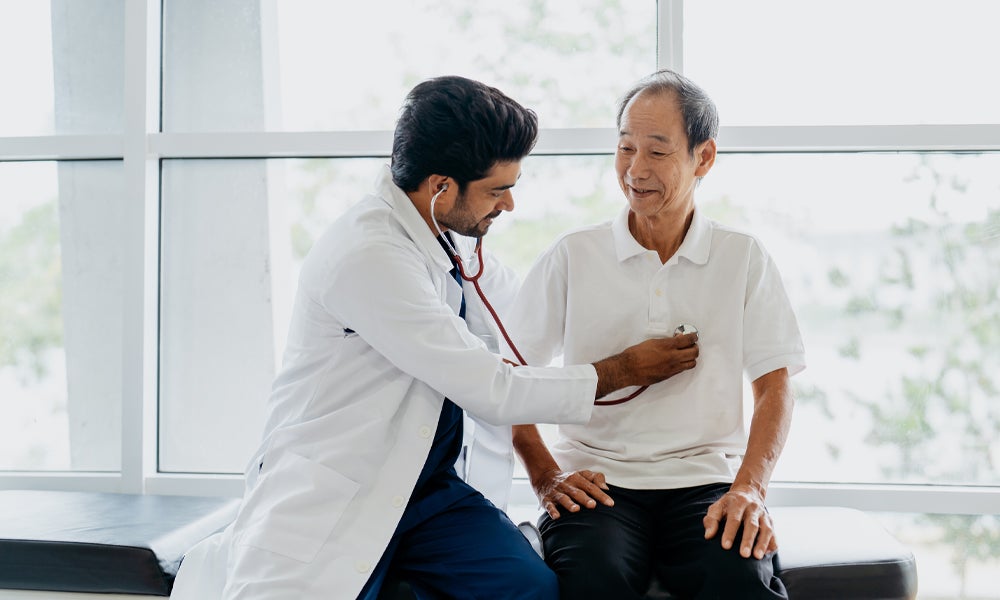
[{"xmin": 236, "ymin": 450, "xmax": 360, "ymax": 563}]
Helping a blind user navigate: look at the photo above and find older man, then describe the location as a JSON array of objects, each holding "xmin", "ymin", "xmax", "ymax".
[{"xmin": 508, "ymin": 69, "xmax": 805, "ymax": 599}]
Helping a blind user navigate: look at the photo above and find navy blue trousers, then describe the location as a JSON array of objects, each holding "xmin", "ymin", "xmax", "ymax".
[
  {"xmin": 538, "ymin": 482, "xmax": 788, "ymax": 600},
  {"xmin": 358, "ymin": 479, "xmax": 557, "ymax": 600}
]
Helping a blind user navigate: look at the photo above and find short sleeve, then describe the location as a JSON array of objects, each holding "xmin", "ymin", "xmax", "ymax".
[{"xmin": 742, "ymin": 239, "xmax": 806, "ymax": 382}]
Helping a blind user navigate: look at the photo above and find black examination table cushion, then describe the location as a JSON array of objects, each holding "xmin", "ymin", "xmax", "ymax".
[{"xmin": 0, "ymin": 490, "xmax": 239, "ymax": 596}]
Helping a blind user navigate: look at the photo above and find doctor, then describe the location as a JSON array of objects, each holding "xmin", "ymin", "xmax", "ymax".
[{"xmin": 171, "ymin": 75, "xmax": 700, "ymax": 600}]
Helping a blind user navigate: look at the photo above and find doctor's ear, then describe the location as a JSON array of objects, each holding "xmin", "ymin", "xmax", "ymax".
[{"xmin": 428, "ymin": 175, "xmax": 451, "ymax": 195}]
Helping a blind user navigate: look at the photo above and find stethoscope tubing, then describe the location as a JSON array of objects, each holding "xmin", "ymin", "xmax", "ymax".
[
  {"xmin": 449, "ymin": 239, "xmax": 646, "ymax": 406},
  {"xmin": 431, "ymin": 185, "xmax": 644, "ymax": 406}
]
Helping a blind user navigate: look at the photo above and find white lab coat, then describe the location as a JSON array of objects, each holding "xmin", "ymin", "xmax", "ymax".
[{"xmin": 171, "ymin": 165, "xmax": 597, "ymax": 600}]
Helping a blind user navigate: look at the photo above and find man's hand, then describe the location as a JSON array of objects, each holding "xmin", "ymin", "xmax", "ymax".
[
  {"xmin": 531, "ymin": 468, "xmax": 614, "ymax": 519},
  {"xmin": 593, "ymin": 332, "xmax": 699, "ymax": 398},
  {"xmin": 703, "ymin": 486, "xmax": 777, "ymax": 559}
]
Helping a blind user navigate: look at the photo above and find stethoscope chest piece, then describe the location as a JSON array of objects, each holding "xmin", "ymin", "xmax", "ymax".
[{"xmin": 674, "ymin": 324, "xmax": 699, "ymax": 336}]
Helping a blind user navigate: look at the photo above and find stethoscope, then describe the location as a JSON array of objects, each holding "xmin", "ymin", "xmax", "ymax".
[{"xmin": 429, "ymin": 185, "xmax": 696, "ymax": 407}]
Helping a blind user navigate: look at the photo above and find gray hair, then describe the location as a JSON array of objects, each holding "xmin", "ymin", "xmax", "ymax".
[{"xmin": 616, "ymin": 69, "xmax": 719, "ymax": 155}]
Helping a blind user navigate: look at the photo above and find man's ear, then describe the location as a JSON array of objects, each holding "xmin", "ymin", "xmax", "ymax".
[
  {"xmin": 428, "ymin": 174, "xmax": 453, "ymax": 195},
  {"xmin": 694, "ymin": 138, "xmax": 717, "ymax": 177}
]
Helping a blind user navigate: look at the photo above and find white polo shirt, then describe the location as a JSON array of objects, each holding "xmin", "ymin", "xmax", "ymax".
[{"xmin": 506, "ymin": 206, "xmax": 806, "ymax": 489}]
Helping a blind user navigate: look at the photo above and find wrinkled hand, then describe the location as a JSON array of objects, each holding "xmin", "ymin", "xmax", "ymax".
[
  {"xmin": 703, "ymin": 487, "xmax": 777, "ymax": 559},
  {"xmin": 532, "ymin": 469, "xmax": 614, "ymax": 519}
]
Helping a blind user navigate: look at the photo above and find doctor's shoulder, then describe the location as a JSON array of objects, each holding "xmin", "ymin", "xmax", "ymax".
[{"xmin": 306, "ymin": 196, "xmax": 405, "ymax": 258}]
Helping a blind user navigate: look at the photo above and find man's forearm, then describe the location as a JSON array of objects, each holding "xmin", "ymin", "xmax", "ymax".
[
  {"xmin": 513, "ymin": 424, "xmax": 560, "ymax": 483},
  {"xmin": 591, "ymin": 352, "xmax": 633, "ymax": 399},
  {"xmin": 732, "ymin": 369, "xmax": 793, "ymax": 497}
]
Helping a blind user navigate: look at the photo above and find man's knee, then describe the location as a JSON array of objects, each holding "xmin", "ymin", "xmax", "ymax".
[
  {"xmin": 544, "ymin": 542, "xmax": 646, "ymax": 600},
  {"xmin": 700, "ymin": 542, "xmax": 785, "ymax": 598},
  {"xmin": 540, "ymin": 509, "xmax": 649, "ymax": 600}
]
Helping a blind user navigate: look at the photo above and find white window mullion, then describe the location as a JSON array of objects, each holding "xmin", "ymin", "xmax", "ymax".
[
  {"xmin": 0, "ymin": 473, "xmax": 123, "ymax": 493},
  {"xmin": 657, "ymin": 0, "xmax": 683, "ymax": 72},
  {"xmin": 148, "ymin": 124, "xmax": 1000, "ymax": 160},
  {"xmin": 718, "ymin": 124, "xmax": 1000, "ymax": 153},
  {"xmin": 0, "ymin": 135, "xmax": 122, "ymax": 161},
  {"xmin": 151, "ymin": 131, "xmax": 394, "ymax": 159},
  {"xmin": 121, "ymin": 0, "xmax": 161, "ymax": 494},
  {"xmin": 510, "ymin": 480, "xmax": 1000, "ymax": 516},
  {"xmin": 768, "ymin": 484, "xmax": 1000, "ymax": 516}
]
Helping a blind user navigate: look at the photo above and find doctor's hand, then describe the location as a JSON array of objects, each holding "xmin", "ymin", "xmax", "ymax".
[
  {"xmin": 531, "ymin": 468, "xmax": 614, "ymax": 519},
  {"xmin": 703, "ymin": 485, "xmax": 778, "ymax": 560},
  {"xmin": 593, "ymin": 332, "xmax": 699, "ymax": 398}
]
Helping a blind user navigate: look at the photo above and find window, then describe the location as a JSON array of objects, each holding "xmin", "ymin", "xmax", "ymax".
[
  {"xmin": 697, "ymin": 152, "xmax": 1000, "ymax": 488},
  {"xmin": 2, "ymin": 1, "xmax": 998, "ymax": 596},
  {"xmin": 0, "ymin": 160, "xmax": 125, "ymax": 471},
  {"xmin": 156, "ymin": 0, "xmax": 655, "ymax": 473},
  {"xmin": 685, "ymin": 0, "xmax": 1000, "ymax": 126},
  {"xmin": 161, "ymin": 0, "xmax": 656, "ymax": 132},
  {"xmin": 0, "ymin": 0, "xmax": 125, "ymax": 475},
  {"xmin": 0, "ymin": 1, "xmax": 124, "ymax": 135}
]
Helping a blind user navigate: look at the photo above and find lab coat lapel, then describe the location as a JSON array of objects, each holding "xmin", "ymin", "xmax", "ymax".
[
  {"xmin": 375, "ymin": 165, "xmax": 453, "ymax": 274},
  {"xmin": 375, "ymin": 166, "xmax": 466, "ymax": 313}
]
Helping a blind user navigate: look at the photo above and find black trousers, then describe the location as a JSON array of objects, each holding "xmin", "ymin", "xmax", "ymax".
[{"xmin": 538, "ymin": 482, "xmax": 788, "ymax": 600}]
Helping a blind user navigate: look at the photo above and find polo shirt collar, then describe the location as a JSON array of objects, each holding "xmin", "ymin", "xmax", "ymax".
[{"xmin": 611, "ymin": 204, "xmax": 713, "ymax": 266}]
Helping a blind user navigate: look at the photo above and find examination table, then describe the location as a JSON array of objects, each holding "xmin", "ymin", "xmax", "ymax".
[{"xmin": 0, "ymin": 491, "xmax": 916, "ymax": 598}]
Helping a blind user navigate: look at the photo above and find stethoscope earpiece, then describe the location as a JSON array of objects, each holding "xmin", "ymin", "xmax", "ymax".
[{"xmin": 429, "ymin": 183, "xmax": 484, "ymax": 282}]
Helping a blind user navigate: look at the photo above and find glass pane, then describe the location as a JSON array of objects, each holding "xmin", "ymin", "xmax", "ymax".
[
  {"xmin": 0, "ymin": 160, "xmax": 124, "ymax": 471},
  {"xmin": 685, "ymin": 0, "xmax": 1000, "ymax": 126},
  {"xmin": 158, "ymin": 158, "xmax": 386, "ymax": 473},
  {"xmin": 695, "ymin": 152, "xmax": 1000, "ymax": 486},
  {"xmin": 162, "ymin": 0, "xmax": 655, "ymax": 132},
  {"xmin": 492, "ymin": 154, "xmax": 622, "ymax": 277},
  {"xmin": 162, "ymin": 153, "xmax": 1000, "ymax": 486},
  {"xmin": 0, "ymin": 1, "xmax": 124, "ymax": 135},
  {"xmin": 158, "ymin": 155, "xmax": 619, "ymax": 473},
  {"xmin": 877, "ymin": 512, "xmax": 1000, "ymax": 599},
  {"xmin": 511, "ymin": 152, "xmax": 1000, "ymax": 488}
]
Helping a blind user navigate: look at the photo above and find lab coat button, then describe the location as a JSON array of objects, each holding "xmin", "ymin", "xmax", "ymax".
[
  {"xmin": 418, "ymin": 425, "xmax": 432, "ymax": 438},
  {"xmin": 355, "ymin": 560, "xmax": 371, "ymax": 573},
  {"xmin": 392, "ymin": 495, "xmax": 405, "ymax": 508}
]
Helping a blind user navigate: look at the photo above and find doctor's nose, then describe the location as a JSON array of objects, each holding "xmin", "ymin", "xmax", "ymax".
[{"xmin": 497, "ymin": 190, "xmax": 514, "ymax": 212}]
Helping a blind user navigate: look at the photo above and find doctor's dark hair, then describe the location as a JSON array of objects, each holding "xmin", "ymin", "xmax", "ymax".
[
  {"xmin": 616, "ymin": 69, "xmax": 719, "ymax": 155},
  {"xmin": 390, "ymin": 76, "xmax": 539, "ymax": 192}
]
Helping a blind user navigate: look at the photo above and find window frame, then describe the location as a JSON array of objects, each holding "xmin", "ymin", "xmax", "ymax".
[{"xmin": 0, "ymin": 0, "xmax": 997, "ymax": 516}]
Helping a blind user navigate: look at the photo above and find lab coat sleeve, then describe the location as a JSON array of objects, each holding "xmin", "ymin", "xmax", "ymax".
[{"xmin": 320, "ymin": 236, "xmax": 595, "ymax": 426}]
